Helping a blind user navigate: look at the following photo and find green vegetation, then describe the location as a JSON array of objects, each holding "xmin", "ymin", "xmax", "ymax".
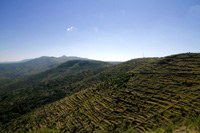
[
  {"xmin": 1, "ymin": 53, "xmax": 200, "ymax": 133},
  {"xmin": 0, "ymin": 60, "xmax": 112, "ymax": 91},
  {"xmin": 0, "ymin": 56, "xmax": 89, "ymax": 79},
  {"xmin": 28, "ymin": 128, "xmax": 60, "ymax": 133},
  {"xmin": 0, "ymin": 58, "xmax": 156, "ymax": 129},
  {"xmin": 149, "ymin": 114, "xmax": 200, "ymax": 132}
]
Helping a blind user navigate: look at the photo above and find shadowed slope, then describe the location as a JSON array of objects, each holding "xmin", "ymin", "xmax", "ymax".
[
  {"xmin": 0, "ymin": 58, "xmax": 156, "ymax": 128},
  {"xmin": 0, "ymin": 60, "xmax": 111, "ymax": 91},
  {"xmin": 0, "ymin": 56, "xmax": 89, "ymax": 79},
  {"xmin": 1, "ymin": 53, "xmax": 200, "ymax": 132}
]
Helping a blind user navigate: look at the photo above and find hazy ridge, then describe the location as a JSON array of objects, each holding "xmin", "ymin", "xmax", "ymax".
[{"xmin": 0, "ymin": 56, "xmax": 89, "ymax": 79}]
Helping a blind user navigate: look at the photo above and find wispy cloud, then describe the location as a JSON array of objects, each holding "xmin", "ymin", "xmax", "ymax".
[
  {"xmin": 93, "ymin": 27, "xmax": 99, "ymax": 32},
  {"xmin": 67, "ymin": 26, "xmax": 77, "ymax": 31}
]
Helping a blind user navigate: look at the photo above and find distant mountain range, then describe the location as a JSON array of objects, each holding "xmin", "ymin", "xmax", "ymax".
[
  {"xmin": 0, "ymin": 56, "xmax": 90, "ymax": 79},
  {"xmin": 1, "ymin": 53, "xmax": 200, "ymax": 132},
  {"xmin": 0, "ymin": 60, "xmax": 112, "ymax": 91},
  {"xmin": 0, "ymin": 57, "xmax": 156, "ymax": 129},
  {"xmin": 0, "ymin": 55, "xmax": 89, "ymax": 64},
  {"xmin": 0, "ymin": 59, "xmax": 33, "ymax": 64}
]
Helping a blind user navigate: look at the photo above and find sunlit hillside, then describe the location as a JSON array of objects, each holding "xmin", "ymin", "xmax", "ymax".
[{"xmin": 1, "ymin": 53, "xmax": 200, "ymax": 132}]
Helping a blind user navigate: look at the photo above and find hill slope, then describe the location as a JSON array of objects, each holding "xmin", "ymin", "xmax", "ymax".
[
  {"xmin": 0, "ymin": 56, "xmax": 89, "ymax": 79},
  {"xmin": 1, "ymin": 53, "xmax": 200, "ymax": 132},
  {"xmin": 0, "ymin": 58, "xmax": 157, "ymax": 129},
  {"xmin": 0, "ymin": 60, "xmax": 111, "ymax": 91}
]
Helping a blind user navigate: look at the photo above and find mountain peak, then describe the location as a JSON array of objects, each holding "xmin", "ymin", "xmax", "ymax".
[{"xmin": 61, "ymin": 55, "xmax": 67, "ymax": 57}]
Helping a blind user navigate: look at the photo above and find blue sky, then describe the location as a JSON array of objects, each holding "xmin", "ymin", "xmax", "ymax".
[{"xmin": 0, "ymin": 0, "xmax": 200, "ymax": 62}]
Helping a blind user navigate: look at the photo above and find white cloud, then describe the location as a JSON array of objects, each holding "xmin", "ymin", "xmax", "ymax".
[
  {"xmin": 67, "ymin": 26, "xmax": 77, "ymax": 31},
  {"xmin": 93, "ymin": 27, "xmax": 99, "ymax": 32}
]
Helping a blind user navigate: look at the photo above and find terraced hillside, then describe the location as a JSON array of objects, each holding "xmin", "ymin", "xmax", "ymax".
[
  {"xmin": 0, "ymin": 58, "xmax": 156, "ymax": 129},
  {"xmin": 1, "ymin": 53, "xmax": 200, "ymax": 132}
]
